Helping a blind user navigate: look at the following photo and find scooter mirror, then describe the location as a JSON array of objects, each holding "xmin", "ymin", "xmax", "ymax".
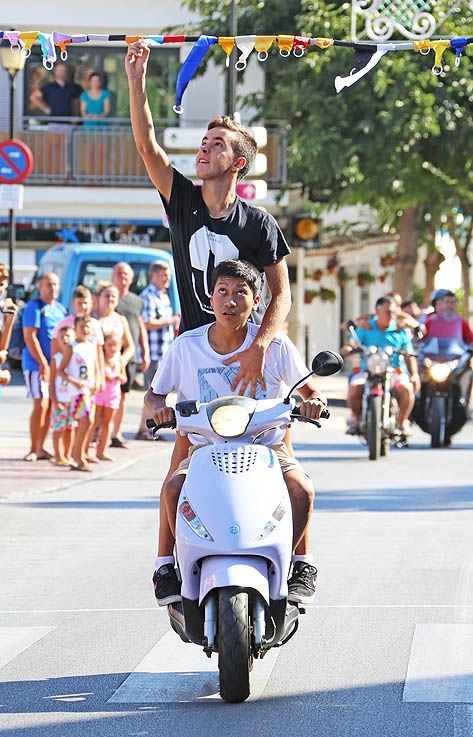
[{"xmin": 311, "ymin": 350, "xmax": 344, "ymax": 376}]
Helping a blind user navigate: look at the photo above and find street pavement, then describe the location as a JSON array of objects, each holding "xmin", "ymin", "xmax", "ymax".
[{"xmin": 0, "ymin": 369, "xmax": 472, "ymax": 736}]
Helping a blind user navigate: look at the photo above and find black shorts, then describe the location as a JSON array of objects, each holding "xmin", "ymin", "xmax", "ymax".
[{"xmin": 121, "ymin": 361, "xmax": 137, "ymax": 394}]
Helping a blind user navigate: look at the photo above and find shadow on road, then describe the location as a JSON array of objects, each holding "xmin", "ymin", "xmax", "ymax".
[
  {"xmin": 0, "ymin": 673, "xmax": 455, "ymax": 737},
  {"xmin": 313, "ymin": 485, "xmax": 473, "ymax": 512}
]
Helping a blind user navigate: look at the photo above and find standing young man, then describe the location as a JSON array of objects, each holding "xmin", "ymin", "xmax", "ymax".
[
  {"xmin": 111, "ymin": 262, "xmax": 150, "ymax": 448},
  {"xmin": 125, "ymin": 40, "xmax": 304, "ymax": 600},
  {"xmin": 135, "ymin": 260, "xmax": 180, "ymax": 440}
]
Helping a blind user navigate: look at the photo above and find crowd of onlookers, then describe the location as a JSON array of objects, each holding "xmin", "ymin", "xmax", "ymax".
[{"xmin": 0, "ymin": 260, "xmax": 180, "ymax": 472}]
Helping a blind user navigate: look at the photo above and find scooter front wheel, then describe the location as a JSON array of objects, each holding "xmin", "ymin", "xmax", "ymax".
[
  {"xmin": 430, "ymin": 395, "xmax": 446, "ymax": 448},
  {"xmin": 218, "ymin": 589, "xmax": 251, "ymax": 703}
]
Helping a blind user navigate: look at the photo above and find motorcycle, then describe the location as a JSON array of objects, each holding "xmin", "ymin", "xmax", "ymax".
[
  {"xmin": 346, "ymin": 321, "xmax": 410, "ymax": 460},
  {"xmin": 147, "ymin": 350, "xmax": 343, "ymax": 703},
  {"xmin": 411, "ymin": 337, "xmax": 473, "ymax": 447}
]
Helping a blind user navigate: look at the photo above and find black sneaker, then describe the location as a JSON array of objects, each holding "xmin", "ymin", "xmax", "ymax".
[
  {"xmin": 288, "ymin": 562, "xmax": 317, "ymax": 604},
  {"xmin": 152, "ymin": 564, "xmax": 181, "ymax": 606}
]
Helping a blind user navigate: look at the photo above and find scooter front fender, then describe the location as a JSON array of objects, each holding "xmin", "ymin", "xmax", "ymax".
[{"xmin": 199, "ymin": 555, "xmax": 270, "ymax": 605}]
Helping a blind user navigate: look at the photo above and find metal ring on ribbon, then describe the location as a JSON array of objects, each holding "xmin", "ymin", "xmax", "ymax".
[
  {"xmin": 257, "ymin": 50, "xmax": 268, "ymax": 62},
  {"xmin": 420, "ymin": 48, "xmax": 430, "ymax": 56},
  {"xmin": 293, "ymin": 48, "xmax": 305, "ymax": 57},
  {"xmin": 432, "ymin": 65, "xmax": 443, "ymax": 76},
  {"xmin": 61, "ymin": 50, "xmax": 68, "ymax": 61},
  {"xmin": 10, "ymin": 43, "xmax": 21, "ymax": 54},
  {"xmin": 43, "ymin": 59, "xmax": 54, "ymax": 70},
  {"xmin": 235, "ymin": 60, "xmax": 247, "ymax": 70},
  {"xmin": 173, "ymin": 104, "xmax": 184, "ymax": 115},
  {"xmin": 21, "ymin": 47, "xmax": 32, "ymax": 58},
  {"xmin": 455, "ymin": 56, "xmax": 461, "ymax": 68},
  {"xmin": 279, "ymin": 49, "xmax": 291, "ymax": 57}
]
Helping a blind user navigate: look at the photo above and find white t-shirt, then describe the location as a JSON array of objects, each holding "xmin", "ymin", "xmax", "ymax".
[
  {"xmin": 53, "ymin": 352, "xmax": 72, "ymax": 404},
  {"xmin": 66, "ymin": 340, "xmax": 96, "ymax": 398},
  {"xmin": 150, "ymin": 322, "xmax": 310, "ymax": 445}
]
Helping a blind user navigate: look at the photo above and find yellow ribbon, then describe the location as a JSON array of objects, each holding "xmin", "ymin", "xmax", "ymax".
[
  {"xmin": 278, "ymin": 35, "xmax": 294, "ymax": 55},
  {"xmin": 431, "ymin": 40, "xmax": 450, "ymax": 70},
  {"xmin": 19, "ymin": 31, "xmax": 39, "ymax": 53},
  {"xmin": 218, "ymin": 36, "xmax": 235, "ymax": 67},
  {"xmin": 414, "ymin": 39, "xmax": 431, "ymax": 50},
  {"xmin": 315, "ymin": 37, "xmax": 334, "ymax": 49},
  {"xmin": 255, "ymin": 36, "xmax": 275, "ymax": 53}
]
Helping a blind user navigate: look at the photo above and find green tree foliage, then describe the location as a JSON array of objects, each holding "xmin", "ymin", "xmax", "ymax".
[{"xmin": 183, "ymin": 0, "xmax": 473, "ymax": 295}]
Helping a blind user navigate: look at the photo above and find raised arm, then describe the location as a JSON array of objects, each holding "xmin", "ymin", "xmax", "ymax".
[{"xmin": 125, "ymin": 40, "xmax": 173, "ymax": 202}]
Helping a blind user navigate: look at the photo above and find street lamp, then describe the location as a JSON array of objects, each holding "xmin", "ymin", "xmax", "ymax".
[{"xmin": 1, "ymin": 40, "xmax": 26, "ymax": 293}]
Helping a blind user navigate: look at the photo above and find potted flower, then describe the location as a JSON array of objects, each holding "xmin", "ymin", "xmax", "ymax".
[
  {"xmin": 319, "ymin": 287, "xmax": 337, "ymax": 302},
  {"xmin": 304, "ymin": 289, "xmax": 318, "ymax": 304},
  {"xmin": 357, "ymin": 270, "xmax": 376, "ymax": 287},
  {"xmin": 378, "ymin": 272, "xmax": 388, "ymax": 283},
  {"xmin": 326, "ymin": 253, "xmax": 340, "ymax": 274},
  {"xmin": 380, "ymin": 252, "xmax": 397, "ymax": 267},
  {"xmin": 336, "ymin": 266, "xmax": 353, "ymax": 287},
  {"xmin": 313, "ymin": 268, "xmax": 324, "ymax": 281}
]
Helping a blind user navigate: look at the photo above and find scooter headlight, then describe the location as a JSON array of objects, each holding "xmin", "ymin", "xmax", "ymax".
[
  {"xmin": 207, "ymin": 396, "xmax": 256, "ymax": 438},
  {"xmin": 429, "ymin": 362, "xmax": 453, "ymax": 382},
  {"xmin": 366, "ymin": 352, "xmax": 389, "ymax": 374},
  {"xmin": 254, "ymin": 500, "xmax": 288, "ymax": 541},
  {"xmin": 178, "ymin": 489, "xmax": 214, "ymax": 541}
]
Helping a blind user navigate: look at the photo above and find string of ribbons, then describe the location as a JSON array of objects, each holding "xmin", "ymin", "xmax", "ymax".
[{"xmin": 0, "ymin": 29, "xmax": 471, "ymax": 113}]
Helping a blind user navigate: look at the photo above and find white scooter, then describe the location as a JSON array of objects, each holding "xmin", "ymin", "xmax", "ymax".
[{"xmin": 148, "ymin": 350, "xmax": 343, "ymax": 703}]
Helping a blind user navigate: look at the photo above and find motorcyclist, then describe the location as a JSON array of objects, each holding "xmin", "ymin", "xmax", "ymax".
[
  {"xmin": 145, "ymin": 259, "xmax": 327, "ymax": 607},
  {"xmin": 424, "ymin": 290, "xmax": 473, "ymax": 344},
  {"xmin": 341, "ymin": 295, "xmax": 420, "ymax": 436}
]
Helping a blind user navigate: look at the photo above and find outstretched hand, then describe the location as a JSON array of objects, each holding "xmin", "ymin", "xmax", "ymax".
[
  {"xmin": 125, "ymin": 39, "xmax": 150, "ymax": 80},
  {"xmin": 222, "ymin": 343, "xmax": 266, "ymax": 398}
]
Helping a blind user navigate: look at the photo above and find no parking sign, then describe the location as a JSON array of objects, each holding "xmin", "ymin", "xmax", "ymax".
[{"xmin": 0, "ymin": 139, "xmax": 34, "ymax": 185}]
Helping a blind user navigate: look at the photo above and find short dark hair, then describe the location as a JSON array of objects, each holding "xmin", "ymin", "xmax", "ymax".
[
  {"xmin": 73, "ymin": 285, "xmax": 92, "ymax": 300},
  {"xmin": 211, "ymin": 260, "xmax": 262, "ymax": 297},
  {"xmin": 206, "ymin": 115, "xmax": 257, "ymax": 181},
  {"xmin": 375, "ymin": 295, "xmax": 395, "ymax": 310},
  {"xmin": 74, "ymin": 313, "xmax": 92, "ymax": 327}
]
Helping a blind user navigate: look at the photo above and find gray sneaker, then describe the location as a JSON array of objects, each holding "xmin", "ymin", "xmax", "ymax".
[
  {"xmin": 288, "ymin": 562, "xmax": 317, "ymax": 604},
  {"xmin": 152, "ymin": 565, "xmax": 181, "ymax": 606}
]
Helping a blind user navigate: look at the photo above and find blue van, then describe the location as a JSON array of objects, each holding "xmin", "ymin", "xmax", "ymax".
[{"xmin": 32, "ymin": 243, "xmax": 180, "ymax": 313}]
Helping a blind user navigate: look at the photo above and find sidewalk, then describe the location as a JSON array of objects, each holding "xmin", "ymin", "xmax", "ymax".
[
  {"xmin": 0, "ymin": 369, "xmax": 174, "ymax": 500},
  {"xmin": 0, "ymin": 368, "xmax": 348, "ymax": 500}
]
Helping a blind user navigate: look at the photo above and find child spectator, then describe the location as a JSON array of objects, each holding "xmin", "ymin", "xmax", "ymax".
[
  {"xmin": 52, "ymin": 284, "xmax": 105, "ymax": 392},
  {"xmin": 49, "ymin": 325, "xmax": 76, "ymax": 465},
  {"xmin": 91, "ymin": 334, "xmax": 127, "ymax": 460},
  {"xmin": 59, "ymin": 314, "xmax": 99, "ymax": 472}
]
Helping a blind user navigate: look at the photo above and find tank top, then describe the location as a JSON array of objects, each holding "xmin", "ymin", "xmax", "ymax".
[
  {"xmin": 66, "ymin": 340, "xmax": 96, "ymax": 397},
  {"xmin": 98, "ymin": 312, "xmax": 124, "ymax": 343}
]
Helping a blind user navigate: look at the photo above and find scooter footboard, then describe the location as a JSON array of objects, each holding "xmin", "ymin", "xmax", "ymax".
[{"xmin": 199, "ymin": 555, "xmax": 270, "ymax": 605}]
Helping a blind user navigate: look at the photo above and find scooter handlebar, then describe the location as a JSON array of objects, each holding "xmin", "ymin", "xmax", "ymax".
[{"xmin": 146, "ymin": 416, "xmax": 177, "ymax": 433}]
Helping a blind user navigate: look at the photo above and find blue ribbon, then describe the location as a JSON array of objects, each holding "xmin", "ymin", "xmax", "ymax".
[
  {"xmin": 173, "ymin": 35, "xmax": 218, "ymax": 114},
  {"xmin": 450, "ymin": 36, "xmax": 467, "ymax": 65},
  {"xmin": 146, "ymin": 35, "xmax": 164, "ymax": 46}
]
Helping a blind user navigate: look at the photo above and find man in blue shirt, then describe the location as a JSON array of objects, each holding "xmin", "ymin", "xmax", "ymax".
[
  {"xmin": 341, "ymin": 296, "xmax": 419, "ymax": 435},
  {"xmin": 23, "ymin": 273, "xmax": 66, "ymax": 461}
]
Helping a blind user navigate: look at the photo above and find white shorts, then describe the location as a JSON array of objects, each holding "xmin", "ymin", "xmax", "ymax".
[{"xmin": 23, "ymin": 370, "xmax": 49, "ymax": 400}]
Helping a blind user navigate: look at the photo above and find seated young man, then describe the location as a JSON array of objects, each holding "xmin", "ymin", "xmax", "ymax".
[{"xmin": 144, "ymin": 259, "xmax": 327, "ymax": 607}]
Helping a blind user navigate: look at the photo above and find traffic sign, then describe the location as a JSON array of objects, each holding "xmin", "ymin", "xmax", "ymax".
[
  {"xmin": 0, "ymin": 184, "xmax": 24, "ymax": 210},
  {"xmin": 0, "ymin": 139, "xmax": 34, "ymax": 185}
]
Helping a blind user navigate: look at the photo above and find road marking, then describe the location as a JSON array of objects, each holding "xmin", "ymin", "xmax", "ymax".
[
  {"xmin": 403, "ymin": 624, "xmax": 473, "ymax": 703},
  {"xmin": 108, "ymin": 631, "xmax": 279, "ymax": 703},
  {"xmin": 454, "ymin": 705, "xmax": 473, "ymax": 737},
  {"xmin": 1, "ymin": 604, "xmax": 473, "ymax": 614},
  {"xmin": 0, "ymin": 626, "xmax": 55, "ymax": 670}
]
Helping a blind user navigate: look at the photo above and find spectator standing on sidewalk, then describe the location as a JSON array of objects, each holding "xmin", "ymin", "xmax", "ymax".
[
  {"xmin": 0, "ymin": 263, "xmax": 18, "ymax": 391},
  {"xmin": 135, "ymin": 261, "xmax": 180, "ymax": 440},
  {"xmin": 22, "ymin": 272, "xmax": 66, "ymax": 461},
  {"xmin": 111, "ymin": 262, "xmax": 150, "ymax": 448}
]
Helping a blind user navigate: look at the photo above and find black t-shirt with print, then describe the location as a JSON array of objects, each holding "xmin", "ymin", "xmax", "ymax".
[{"xmin": 160, "ymin": 169, "xmax": 290, "ymax": 334}]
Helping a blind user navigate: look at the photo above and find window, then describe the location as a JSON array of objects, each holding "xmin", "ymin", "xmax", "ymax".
[{"xmin": 23, "ymin": 45, "xmax": 179, "ymax": 121}]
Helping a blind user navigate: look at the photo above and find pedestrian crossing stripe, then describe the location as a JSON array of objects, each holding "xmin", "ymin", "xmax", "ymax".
[{"xmin": 0, "ymin": 626, "xmax": 56, "ymax": 670}]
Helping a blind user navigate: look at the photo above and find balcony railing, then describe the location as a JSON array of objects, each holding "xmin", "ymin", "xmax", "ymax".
[{"xmin": 0, "ymin": 117, "xmax": 286, "ymax": 189}]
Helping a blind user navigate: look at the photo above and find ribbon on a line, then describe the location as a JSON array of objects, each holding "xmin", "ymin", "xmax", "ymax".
[
  {"xmin": 173, "ymin": 35, "xmax": 217, "ymax": 114},
  {"xmin": 335, "ymin": 44, "xmax": 395, "ymax": 93}
]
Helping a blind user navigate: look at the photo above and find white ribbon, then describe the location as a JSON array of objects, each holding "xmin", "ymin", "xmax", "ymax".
[
  {"xmin": 235, "ymin": 36, "xmax": 255, "ymax": 70},
  {"xmin": 335, "ymin": 44, "xmax": 394, "ymax": 93}
]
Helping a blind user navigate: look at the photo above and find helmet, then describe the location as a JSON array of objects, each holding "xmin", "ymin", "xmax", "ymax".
[{"xmin": 430, "ymin": 288, "xmax": 450, "ymax": 306}]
